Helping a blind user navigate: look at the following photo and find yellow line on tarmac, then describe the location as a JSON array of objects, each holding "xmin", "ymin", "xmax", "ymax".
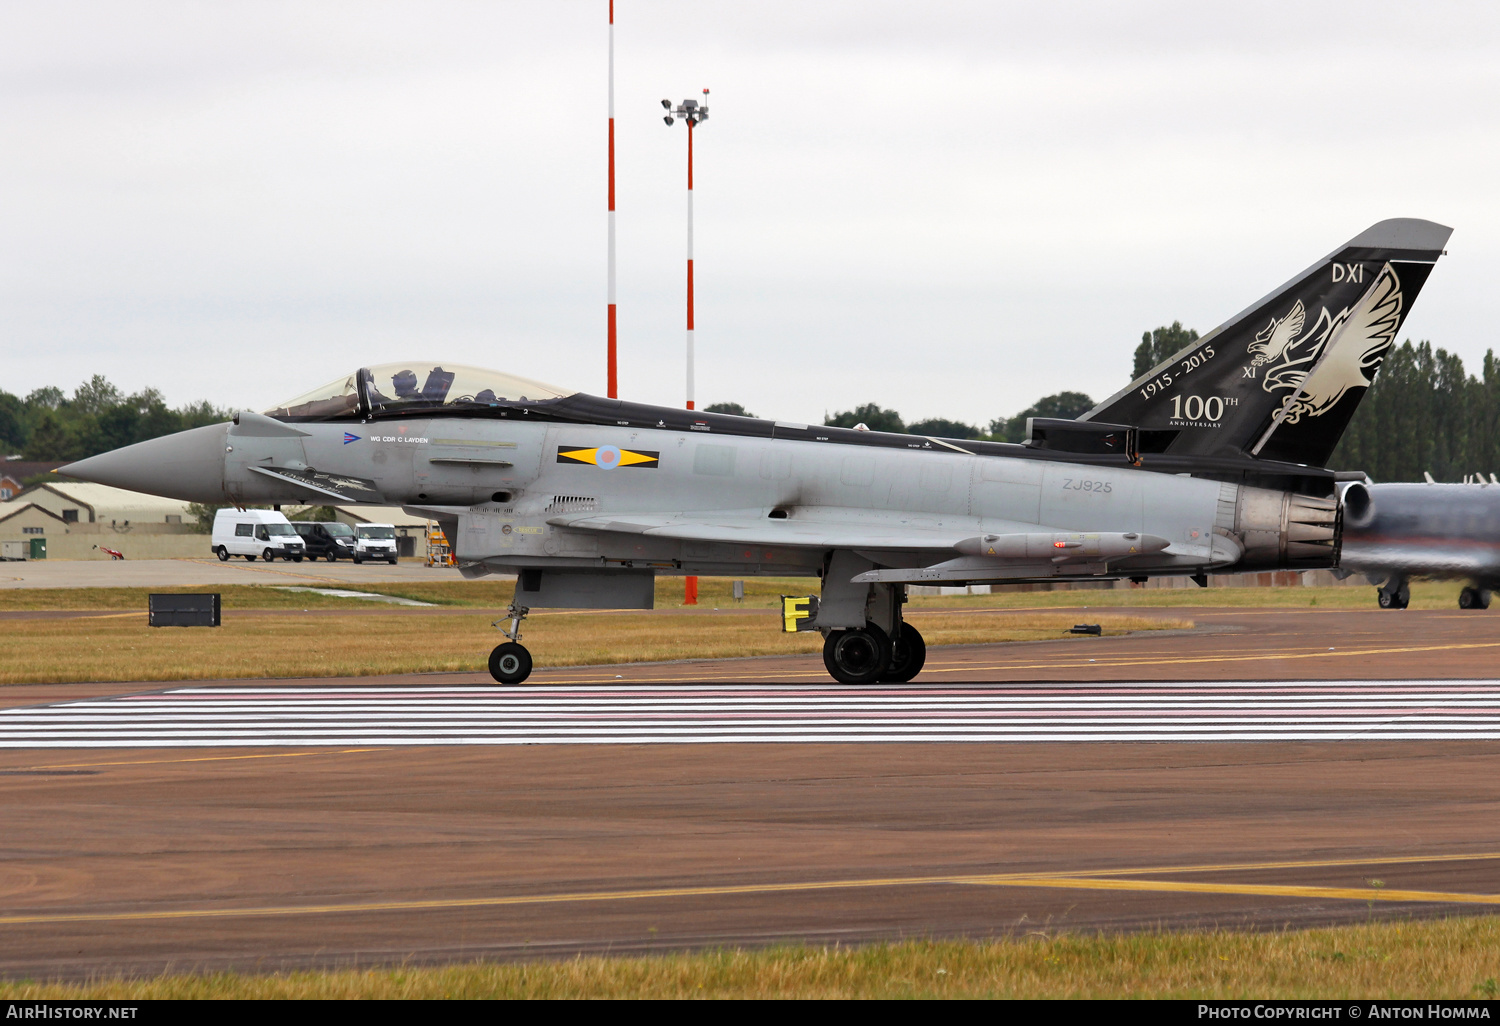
[
  {"xmin": 969, "ymin": 876, "xmax": 1500, "ymax": 905},
  {"xmin": 538, "ymin": 641, "xmax": 1500, "ymax": 684},
  {"xmin": 918, "ymin": 640, "xmax": 1500, "ymax": 675},
  {"xmin": 4, "ymin": 852, "xmax": 1499, "ymax": 926},
  {"xmin": 1032, "ymin": 851, "xmax": 1500, "ymax": 879}
]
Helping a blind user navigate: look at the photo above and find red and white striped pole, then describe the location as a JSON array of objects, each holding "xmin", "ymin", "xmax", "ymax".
[
  {"xmin": 606, "ymin": 1, "xmax": 618, "ymax": 399},
  {"xmin": 685, "ymin": 108, "xmax": 695, "ymax": 412},
  {"xmin": 683, "ymin": 108, "xmax": 696, "ymax": 605}
]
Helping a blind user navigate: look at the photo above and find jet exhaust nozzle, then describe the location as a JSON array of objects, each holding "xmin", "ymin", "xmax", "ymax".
[{"xmin": 1231, "ymin": 486, "xmax": 1341, "ymax": 570}]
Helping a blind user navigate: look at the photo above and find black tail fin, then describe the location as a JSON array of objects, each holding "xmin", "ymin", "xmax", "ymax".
[{"xmin": 1082, "ymin": 218, "xmax": 1451, "ymax": 467}]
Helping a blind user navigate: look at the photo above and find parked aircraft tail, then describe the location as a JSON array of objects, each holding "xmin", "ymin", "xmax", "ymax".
[{"xmin": 1081, "ymin": 219, "xmax": 1452, "ymax": 467}]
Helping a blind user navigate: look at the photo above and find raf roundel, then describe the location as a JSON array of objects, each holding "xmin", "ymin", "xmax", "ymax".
[{"xmin": 556, "ymin": 446, "xmax": 660, "ymax": 469}]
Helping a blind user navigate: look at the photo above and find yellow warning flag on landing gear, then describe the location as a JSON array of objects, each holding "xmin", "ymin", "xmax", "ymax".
[{"xmin": 781, "ymin": 595, "xmax": 820, "ymax": 633}]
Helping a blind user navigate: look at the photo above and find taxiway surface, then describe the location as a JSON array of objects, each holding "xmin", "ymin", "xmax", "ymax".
[{"xmin": 4, "ymin": 606, "xmax": 1500, "ymax": 978}]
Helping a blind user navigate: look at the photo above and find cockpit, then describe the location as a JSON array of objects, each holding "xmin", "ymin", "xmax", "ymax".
[{"xmin": 265, "ymin": 363, "xmax": 574, "ymax": 421}]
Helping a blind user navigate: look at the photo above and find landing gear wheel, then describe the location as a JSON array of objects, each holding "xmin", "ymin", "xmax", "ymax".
[
  {"xmin": 1377, "ymin": 583, "xmax": 1409, "ymax": 609},
  {"xmin": 882, "ymin": 623, "xmax": 927, "ymax": 683},
  {"xmin": 216, "ymin": 546, "xmax": 229, "ymax": 562},
  {"xmin": 822, "ymin": 625, "xmax": 893, "ymax": 685},
  {"xmin": 488, "ymin": 642, "xmax": 533, "ymax": 684},
  {"xmin": 1460, "ymin": 587, "xmax": 1492, "ymax": 610}
]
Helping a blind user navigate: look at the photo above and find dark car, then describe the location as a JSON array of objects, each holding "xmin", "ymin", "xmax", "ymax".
[{"xmin": 291, "ymin": 521, "xmax": 358, "ymax": 562}]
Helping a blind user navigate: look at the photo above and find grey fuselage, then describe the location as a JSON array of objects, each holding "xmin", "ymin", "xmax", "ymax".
[
  {"xmin": 62, "ymin": 392, "xmax": 1342, "ymax": 597},
  {"xmin": 1342, "ymin": 482, "xmax": 1500, "ymax": 586}
]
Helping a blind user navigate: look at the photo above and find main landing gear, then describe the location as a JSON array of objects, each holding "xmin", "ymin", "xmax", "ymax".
[
  {"xmin": 1460, "ymin": 586, "xmax": 1492, "ymax": 610},
  {"xmin": 489, "ymin": 603, "xmax": 534, "ymax": 684},
  {"xmin": 821, "ymin": 622, "xmax": 927, "ymax": 685}
]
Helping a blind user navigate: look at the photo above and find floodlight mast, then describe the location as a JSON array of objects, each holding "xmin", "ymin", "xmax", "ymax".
[
  {"xmin": 662, "ymin": 89, "xmax": 709, "ymax": 413},
  {"xmin": 606, "ymin": 1, "xmax": 617, "ymax": 399},
  {"xmin": 663, "ymin": 88, "xmax": 709, "ymax": 605}
]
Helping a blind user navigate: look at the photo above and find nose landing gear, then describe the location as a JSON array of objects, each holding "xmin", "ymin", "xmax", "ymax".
[
  {"xmin": 489, "ymin": 604, "xmax": 534, "ymax": 684},
  {"xmin": 1377, "ymin": 577, "xmax": 1410, "ymax": 609}
]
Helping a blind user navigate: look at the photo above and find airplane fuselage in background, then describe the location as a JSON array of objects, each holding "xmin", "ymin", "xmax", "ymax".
[{"xmin": 1341, "ymin": 481, "xmax": 1500, "ymax": 608}]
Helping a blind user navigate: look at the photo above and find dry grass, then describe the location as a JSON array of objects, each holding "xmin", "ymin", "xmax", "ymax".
[
  {"xmin": 5, "ymin": 918, "xmax": 1500, "ymax": 998},
  {"xmin": 0, "ymin": 609, "xmax": 1184, "ymax": 684}
]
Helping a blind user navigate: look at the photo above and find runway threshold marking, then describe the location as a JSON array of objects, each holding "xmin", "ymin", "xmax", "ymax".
[
  {"xmin": 5, "ymin": 852, "xmax": 1500, "ymax": 926},
  {"xmin": 9, "ymin": 748, "xmax": 389, "ymax": 771}
]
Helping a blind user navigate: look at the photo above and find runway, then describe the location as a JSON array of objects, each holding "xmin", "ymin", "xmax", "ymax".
[
  {"xmin": 10, "ymin": 679, "xmax": 1500, "ymax": 746},
  {"xmin": 6, "ymin": 605, "xmax": 1500, "ymax": 978}
]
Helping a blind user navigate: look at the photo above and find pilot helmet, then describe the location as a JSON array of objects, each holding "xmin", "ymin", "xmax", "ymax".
[{"xmin": 392, "ymin": 369, "xmax": 420, "ymax": 397}]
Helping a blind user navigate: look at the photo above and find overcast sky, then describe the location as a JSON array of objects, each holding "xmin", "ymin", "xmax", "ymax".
[{"xmin": 3, "ymin": 1, "xmax": 1498, "ymax": 427}]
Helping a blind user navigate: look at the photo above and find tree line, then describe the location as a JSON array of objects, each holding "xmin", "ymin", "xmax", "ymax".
[
  {"xmin": 1, "ymin": 376, "xmax": 233, "ymax": 469},
  {"xmin": 722, "ymin": 320, "xmax": 1500, "ymax": 483},
  {"xmin": 708, "ymin": 395, "xmax": 1100, "ymax": 444},
  {"xmin": 8, "ymin": 329, "xmax": 1498, "ymax": 489}
]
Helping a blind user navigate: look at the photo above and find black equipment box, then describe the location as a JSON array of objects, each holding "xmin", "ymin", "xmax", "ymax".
[{"xmin": 148, "ymin": 593, "xmax": 221, "ymax": 627}]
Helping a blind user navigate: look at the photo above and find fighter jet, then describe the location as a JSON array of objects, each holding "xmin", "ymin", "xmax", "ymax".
[
  {"xmin": 1338, "ymin": 479, "xmax": 1500, "ymax": 610},
  {"xmin": 61, "ymin": 218, "xmax": 1451, "ymax": 684}
]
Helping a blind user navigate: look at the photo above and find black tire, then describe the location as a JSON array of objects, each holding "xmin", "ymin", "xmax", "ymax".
[
  {"xmin": 822, "ymin": 625, "xmax": 892, "ymax": 685},
  {"xmin": 245, "ymin": 554, "xmax": 256, "ymax": 562},
  {"xmin": 488, "ymin": 642, "xmax": 534, "ymax": 684},
  {"xmin": 1378, "ymin": 585, "xmax": 1409, "ymax": 609},
  {"xmin": 292, "ymin": 555, "xmax": 303, "ymax": 563},
  {"xmin": 882, "ymin": 623, "xmax": 927, "ymax": 683},
  {"xmin": 1461, "ymin": 587, "xmax": 1492, "ymax": 610},
  {"xmin": 1480, "ymin": 589, "xmax": 1493, "ymax": 610},
  {"xmin": 326, "ymin": 553, "xmax": 337, "ymax": 562},
  {"xmin": 388, "ymin": 559, "xmax": 398, "ymax": 565},
  {"xmin": 216, "ymin": 546, "xmax": 229, "ymax": 562},
  {"xmin": 353, "ymin": 556, "xmax": 362, "ymax": 565}
]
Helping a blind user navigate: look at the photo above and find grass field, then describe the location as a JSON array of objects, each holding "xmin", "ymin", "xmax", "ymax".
[
  {"xmin": 0, "ymin": 573, "xmax": 1471, "ymax": 684},
  {"xmin": 0, "ymin": 608, "xmax": 1185, "ymax": 684},
  {"xmin": 4, "ymin": 917, "xmax": 1499, "ymax": 998}
]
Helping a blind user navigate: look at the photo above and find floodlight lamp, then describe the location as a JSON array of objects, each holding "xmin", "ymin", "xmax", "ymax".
[
  {"xmin": 661, "ymin": 99, "xmax": 671, "ymax": 109},
  {"xmin": 663, "ymin": 115, "xmax": 674, "ymax": 126}
]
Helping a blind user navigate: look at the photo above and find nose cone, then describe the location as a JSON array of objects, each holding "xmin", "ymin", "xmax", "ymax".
[{"xmin": 60, "ymin": 423, "xmax": 229, "ymax": 504}]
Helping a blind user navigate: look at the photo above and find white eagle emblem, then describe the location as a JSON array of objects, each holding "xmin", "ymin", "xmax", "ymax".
[{"xmin": 1247, "ymin": 263, "xmax": 1402, "ymax": 424}]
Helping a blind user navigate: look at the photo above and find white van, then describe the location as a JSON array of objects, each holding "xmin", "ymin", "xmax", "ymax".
[
  {"xmin": 353, "ymin": 523, "xmax": 399, "ymax": 565},
  {"xmin": 212, "ymin": 509, "xmax": 308, "ymax": 563}
]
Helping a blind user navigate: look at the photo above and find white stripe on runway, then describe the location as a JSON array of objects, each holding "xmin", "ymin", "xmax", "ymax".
[{"xmin": 6, "ymin": 680, "xmax": 1500, "ymax": 747}]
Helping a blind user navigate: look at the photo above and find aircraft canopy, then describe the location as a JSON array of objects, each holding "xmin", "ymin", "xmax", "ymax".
[{"xmin": 266, "ymin": 363, "xmax": 574, "ymax": 420}]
